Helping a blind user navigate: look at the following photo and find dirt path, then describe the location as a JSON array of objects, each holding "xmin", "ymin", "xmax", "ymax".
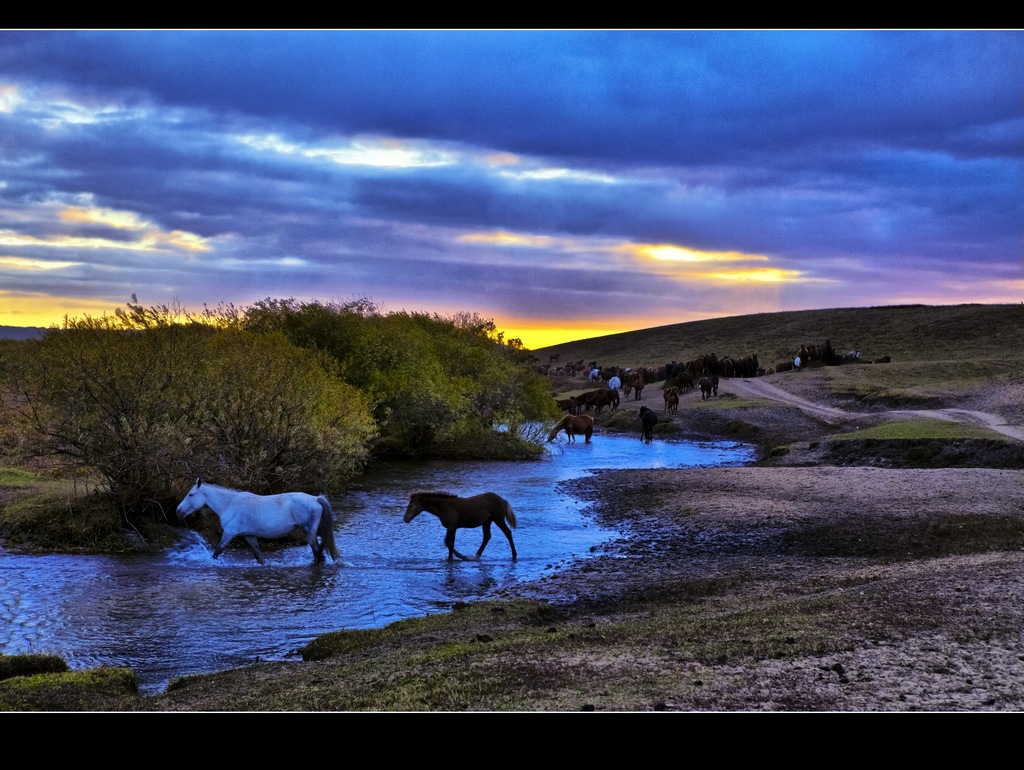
[{"xmin": 719, "ymin": 376, "xmax": 1024, "ymax": 442}]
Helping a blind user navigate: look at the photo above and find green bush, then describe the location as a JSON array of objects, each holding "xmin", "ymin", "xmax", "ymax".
[
  {"xmin": 0, "ymin": 297, "xmax": 553, "ymax": 542},
  {"xmin": 3, "ymin": 302, "xmax": 377, "ymax": 525},
  {"xmin": 241, "ymin": 299, "xmax": 559, "ymax": 457}
]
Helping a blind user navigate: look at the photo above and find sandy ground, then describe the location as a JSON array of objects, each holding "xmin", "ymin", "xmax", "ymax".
[{"xmin": 503, "ymin": 371, "xmax": 1024, "ymax": 711}]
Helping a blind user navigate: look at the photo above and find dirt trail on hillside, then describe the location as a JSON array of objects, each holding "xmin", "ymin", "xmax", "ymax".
[{"xmin": 721, "ymin": 376, "xmax": 1024, "ymax": 442}]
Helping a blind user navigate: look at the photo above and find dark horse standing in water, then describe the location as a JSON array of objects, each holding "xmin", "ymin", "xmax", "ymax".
[
  {"xmin": 404, "ymin": 490, "xmax": 518, "ymax": 561},
  {"xmin": 639, "ymin": 405, "xmax": 658, "ymax": 443}
]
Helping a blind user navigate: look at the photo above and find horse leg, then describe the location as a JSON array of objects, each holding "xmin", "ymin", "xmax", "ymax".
[
  {"xmin": 444, "ymin": 528, "xmax": 456, "ymax": 560},
  {"xmin": 213, "ymin": 531, "xmax": 236, "ymax": 560},
  {"xmin": 306, "ymin": 527, "xmax": 324, "ymax": 565},
  {"xmin": 243, "ymin": 535, "xmax": 265, "ymax": 564},
  {"xmin": 475, "ymin": 521, "xmax": 492, "ymax": 560},
  {"xmin": 495, "ymin": 519, "xmax": 517, "ymax": 561},
  {"xmin": 446, "ymin": 528, "xmax": 472, "ymax": 561}
]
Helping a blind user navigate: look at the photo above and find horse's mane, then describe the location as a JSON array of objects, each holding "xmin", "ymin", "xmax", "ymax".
[{"xmin": 410, "ymin": 489, "xmax": 457, "ymax": 500}]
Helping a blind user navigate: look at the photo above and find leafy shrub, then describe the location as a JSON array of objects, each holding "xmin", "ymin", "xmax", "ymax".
[
  {"xmin": 3, "ymin": 302, "xmax": 376, "ymax": 525},
  {"xmin": 241, "ymin": 298, "xmax": 559, "ymax": 457}
]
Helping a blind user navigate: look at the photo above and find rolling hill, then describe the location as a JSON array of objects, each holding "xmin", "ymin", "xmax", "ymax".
[{"xmin": 530, "ymin": 303, "xmax": 1024, "ymax": 370}]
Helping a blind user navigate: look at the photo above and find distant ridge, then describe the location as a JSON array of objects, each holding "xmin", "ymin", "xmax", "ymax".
[
  {"xmin": 530, "ymin": 303, "xmax": 1023, "ymax": 369},
  {"xmin": 0, "ymin": 326, "xmax": 46, "ymax": 340}
]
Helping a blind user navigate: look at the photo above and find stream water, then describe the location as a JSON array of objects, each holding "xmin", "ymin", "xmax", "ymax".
[{"xmin": 0, "ymin": 433, "xmax": 754, "ymax": 694}]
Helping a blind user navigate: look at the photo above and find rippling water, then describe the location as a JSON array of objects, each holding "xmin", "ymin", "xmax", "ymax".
[{"xmin": 0, "ymin": 433, "xmax": 753, "ymax": 694}]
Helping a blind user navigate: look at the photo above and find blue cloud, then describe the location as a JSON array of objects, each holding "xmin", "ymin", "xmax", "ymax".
[{"xmin": 0, "ymin": 30, "xmax": 1021, "ymax": 344}]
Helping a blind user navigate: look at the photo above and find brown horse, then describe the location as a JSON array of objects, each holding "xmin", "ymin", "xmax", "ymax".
[
  {"xmin": 581, "ymin": 388, "xmax": 618, "ymax": 414},
  {"xmin": 404, "ymin": 490, "xmax": 517, "ymax": 561},
  {"xmin": 547, "ymin": 414, "xmax": 594, "ymax": 443},
  {"xmin": 632, "ymin": 374, "xmax": 646, "ymax": 400},
  {"xmin": 663, "ymin": 386, "xmax": 679, "ymax": 415}
]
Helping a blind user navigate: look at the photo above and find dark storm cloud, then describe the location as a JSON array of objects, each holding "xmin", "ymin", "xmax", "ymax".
[
  {"xmin": 0, "ymin": 30, "xmax": 1021, "ymax": 344},
  {"xmin": 4, "ymin": 31, "xmax": 1020, "ymax": 161}
]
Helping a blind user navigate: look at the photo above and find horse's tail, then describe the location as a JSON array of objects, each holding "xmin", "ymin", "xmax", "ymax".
[
  {"xmin": 504, "ymin": 499, "xmax": 517, "ymax": 529},
  {"xmin": 317, "ymin": 495, "xmax": 341, "ymax": 562}
]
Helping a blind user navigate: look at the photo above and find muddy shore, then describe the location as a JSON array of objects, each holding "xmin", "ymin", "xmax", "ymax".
[{"xmin": 487, "ymin": 374, "xmax": 1024, "ymax": 710}]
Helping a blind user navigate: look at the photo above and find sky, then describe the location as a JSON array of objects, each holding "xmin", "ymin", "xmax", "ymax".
[{"xmin": 1, "ymin": 30, "xmax": 1022, "ymax": 349}]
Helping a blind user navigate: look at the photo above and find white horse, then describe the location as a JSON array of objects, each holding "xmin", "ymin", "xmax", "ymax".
[{"xmin": 176, "ymin": 478, "xmax": 340, "ymax": 565}]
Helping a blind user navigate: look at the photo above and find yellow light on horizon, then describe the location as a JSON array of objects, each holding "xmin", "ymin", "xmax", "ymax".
[
  {"xmin": 513, "ymin": 328, "xmax": 603, "ymax": 350},
  {"xmin": 0, "ymin": 293, "xmax": 122, "ymax": 328},
  {"xmin": 499, "ymin": 320, "xmax": 661, "ymax": 351}
]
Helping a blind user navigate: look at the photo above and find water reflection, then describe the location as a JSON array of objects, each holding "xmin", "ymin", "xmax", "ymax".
[{"xmin": 0, "ymin": 433, "xmax": 753, "ymax": 694}]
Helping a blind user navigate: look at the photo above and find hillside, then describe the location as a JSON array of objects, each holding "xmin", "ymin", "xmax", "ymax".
[
  {"xmin": 0, "ymin": 326, "xmax": 45, "ymax": 341},
  {"xmin": 531, "ymin": 303, "xmax": 1024, "ymax": 369}
]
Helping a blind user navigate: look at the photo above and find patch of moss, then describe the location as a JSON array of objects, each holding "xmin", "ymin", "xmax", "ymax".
[
  {"xmin": 831, "ymin": 418, "xmax": 1004, "ymax": 442},
  {"xmin": 0, "ymin": 467, "xmax": 40, "ymax": 488},
  {"xmin": 0, "ymin": 653, "xmax": 69, "ymax": 681},
  {"xmin": 0, "ymin": 666, "xmax": 139, "ymax": 712}
]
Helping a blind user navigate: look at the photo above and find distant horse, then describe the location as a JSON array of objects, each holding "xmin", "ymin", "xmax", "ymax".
[
  {"xmin": 404, "ymin": 490, "xmax": 517, "ymax": 562},
  {"xmin": 639, "ymin": 405, "xmax": 658, "ymax": 443},
  {"xmin": 175, "ymin": 478, "xmax": 340, "ymax": 565},
  {"xmin": 548, "ymin": 413, "xmax": 595, "ymax": 443},
  {"xmin": 556, "ymin": 398, "xmax": 576, "ymax": 413},
  {"xmin": 581, "ymin": 388, "xmax": 618, "ymax": 414},
  {"xmin": 672, "ymin": 371, "xmax": 694, "ymax": 393},
  {"xmin": 632, "ymin": 375, "xmax": 646, "ymax": 400},
  {"xmin": 663, "ymin": 386, "xmax": 679, "ymax": 415}
]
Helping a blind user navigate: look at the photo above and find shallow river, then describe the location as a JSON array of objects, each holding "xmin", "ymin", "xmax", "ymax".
[{"xmin": 0, "ymin": 433, "xmax": 753, "ymax": 694}]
